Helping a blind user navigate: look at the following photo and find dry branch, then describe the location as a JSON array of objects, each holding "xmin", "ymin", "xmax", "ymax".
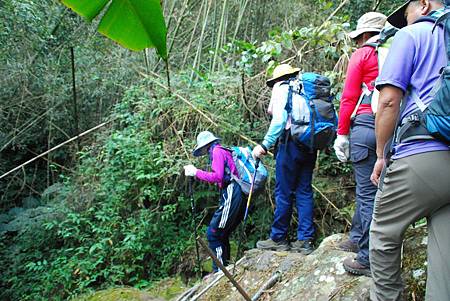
[{"xmin": 0, "ymin": 121, "xmax": 111, "ymax": 180}]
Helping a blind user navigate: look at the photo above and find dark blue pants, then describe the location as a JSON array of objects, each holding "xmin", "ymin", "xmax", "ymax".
[
  {"xmin": 207, "ymin": 181, "xmax": 245, "ymax": 272},
  {"xmin": 349, "ymin": 114, "xmax": 378, "ymax": 267},
  {"xmin": 270, "ymin": 138, "xmax": 317, "ymax": 242}
]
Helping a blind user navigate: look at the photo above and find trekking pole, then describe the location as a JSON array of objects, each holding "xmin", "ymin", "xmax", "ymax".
[
  {"xmin": 189, "ymin": 177, "xmax": 201, "ymax": 277},
  {"xmin": 197, "ymin": 237, "xmax": 252, "ymax": 301},
  {"xmin": 233, "ymin": 158, "xmax": 261, "ymax": 275}
]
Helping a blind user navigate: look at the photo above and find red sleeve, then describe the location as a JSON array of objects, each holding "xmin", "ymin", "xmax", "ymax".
[{"xmin": 337, "ymin": 47, "xmax": 378, "ymax": 135}]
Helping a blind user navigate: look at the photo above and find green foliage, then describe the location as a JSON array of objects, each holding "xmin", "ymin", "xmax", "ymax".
[
  {"xmin": 0, "ymin": 1, "xmax": 370, "ymax": 300},
  {"xmin": 0, "ymin": 0, "xmax": 143, "ymax": 208},
  {"xmin": 225, "ymin": 19, "xmax": 352, "ymax": 76},
  {"xmin": 0, "ymin": 87, "xmax": 196, "ymax": 300},
  {"xmin": 0, "ymin": 70, "xmax": 355, "ymax": 301},
  {"xmin": 60, "ymin": 0, "xmax": 167, "ymax": 57}
]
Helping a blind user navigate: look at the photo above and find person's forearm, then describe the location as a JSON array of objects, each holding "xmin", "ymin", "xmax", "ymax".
[
  {"xmin": 375, "ymin": 86, "xmax": 403, "ymax": 158},
  {"xmin": 262, "ymin": 111, "xmax": 287, "ymax": 149}
]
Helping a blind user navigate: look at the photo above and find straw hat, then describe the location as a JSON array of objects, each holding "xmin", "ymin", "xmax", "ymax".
[
  {"xmin": 192, "ymin": 131, "xmax": 220, "ymax": 157},
  {"xmin": 348, "ymin": 12, "xmax": 387, "ymax": 39},
  {"xmin": 266, "ymin": 64, "xmax": 300, "ymax": 87}
]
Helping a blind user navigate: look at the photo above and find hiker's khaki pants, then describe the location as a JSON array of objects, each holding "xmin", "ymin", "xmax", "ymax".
[{"xmin": 369, "ymin": 151, "xmax": 450, "ymax": 301}]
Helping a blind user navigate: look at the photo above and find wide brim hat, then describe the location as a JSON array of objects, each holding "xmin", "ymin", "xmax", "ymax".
[
  {"xmin": 192, "ymin": 131, "xmax": 221, "ymax": 157},
  {"xmin": 266, "ymin": 64, "xmax": 300, "ymax": 88},
  {"xmin": 387, "ymin": 1, "xmax": 412, "ymax": 29},
  {"xmin": 348, "ymin": 12, "xmax": 387, "ymax": 39}
]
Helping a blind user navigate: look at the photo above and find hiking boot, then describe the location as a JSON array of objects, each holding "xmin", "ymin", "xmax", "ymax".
[
  {"xmin": 291, "ymin": 240, "xmax": 314, "ymax": 255},
  {"xmin": 338, "ymin": 239, "xmax": 359, "ymax": 253},
  {"xmin": 256, "ymin": 238, "xmax": 290, "ymax": 251},
  {"xmin": 343, "ymin": 256, "xmax": 371, "ymax": 277}
]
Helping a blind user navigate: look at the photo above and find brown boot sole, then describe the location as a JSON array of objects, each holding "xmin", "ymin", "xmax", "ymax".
[
  {"xmin": 339, "ymin": 246, "xmax": 359, "ymax": 253},
  {"xmin": 343, "ymin": 264, "xmax": 372, "ymax": 277}
]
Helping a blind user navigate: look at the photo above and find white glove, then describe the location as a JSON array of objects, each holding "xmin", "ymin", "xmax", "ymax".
[
  {"xmin": 333, "ymin": 135, "xmax": 350, "ymax": 163},
  {"xmin": 184, "ymin": 164, "xmax": 198, "ymax": 177},
  {"xmin": 252, "ymin": 145, "xmax": 267, "ymax": 159}
]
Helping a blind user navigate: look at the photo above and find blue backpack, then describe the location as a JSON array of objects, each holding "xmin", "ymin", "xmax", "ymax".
[
  {"xmin": 229, "ymin": 146, "xmax": 268, "ymax": 195},
  {"xmin": 396, "ymin": 9, "xmax": 450, "ymax": 145},
  {"xmin": 284, "ymin": 73, "xmax": 338, "ymax": 151}
]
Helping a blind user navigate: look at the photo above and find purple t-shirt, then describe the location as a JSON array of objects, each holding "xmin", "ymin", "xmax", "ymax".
[{"xmin": 376, "ymin": 14, "xmax": 450, "ymax": 159}]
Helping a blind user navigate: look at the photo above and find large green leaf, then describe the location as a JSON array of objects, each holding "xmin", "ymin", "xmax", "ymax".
[{"xmin": 61, "ymin": 0, "xmax": 167, "ymax": 59}]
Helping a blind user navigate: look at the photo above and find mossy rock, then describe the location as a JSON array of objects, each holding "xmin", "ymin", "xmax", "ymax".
[
  {"xmin": 146, "ymin": 277, "xmax": 189, "ymax": 300},
  {"xmin": 74, "ymin": 287, "xmax": 163, "ymax": 301}
]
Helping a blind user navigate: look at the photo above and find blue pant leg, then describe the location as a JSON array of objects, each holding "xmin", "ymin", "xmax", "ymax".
[
  {"xmin": 295, "ymin": 148, "xmax": 317, "ymax": 241},
  {"xmin": 270, "ymin": 141, "xmax": 300, "ymax": 241},
  {"xmin": 350, "ymin": 116, "xmax": 377, "ymax": 267},
  {"xmin": 207, "ymin": 182, "xmax": 244, "ymax": 272},
  {"xmin": 353, "ymin": 148, "xmax": 377, "ymax": 266},
  {"xmin": 206, "ymin": 226, "xmax": 225, "ymax": 272},
  {"xmin": 220, "ymin": 182, "xmax": 245, "ymax": 265},
  {"xmin": 207, "ymin": 203, "xmax": 226, "ymax": 272},
  {"xmin": 349, "ymin": 201, "xmax": 363, "ymax": 244}
]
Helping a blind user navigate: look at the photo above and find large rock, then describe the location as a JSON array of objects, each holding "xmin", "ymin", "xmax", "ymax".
[
  {"xmin": 72, "ymin": 228, "xmax": 427, "ymax": 301},
  {"xmin": 177, "ymin": 228, "xmax": 427, "ymax": 301},
  {"xmin": 193, "ymin": 234, "xmax": 370, "ymax": 301},
  {"xmin": 0, "ymin": 206, "xmax": 55, "ymax": 234}
]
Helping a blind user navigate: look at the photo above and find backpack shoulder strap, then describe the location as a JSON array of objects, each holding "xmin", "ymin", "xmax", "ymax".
[
  {"xmin": 379, "ymin": 27, "xmax": 398, "ymax": 44},
  {"xmin": 351, "ymin": 83, "xmax": 371, "ymax": 119},
  {"xmin": 415, "ymin": 15, "xmax": 438, "ymax": 24},
  {"xmin": 282, "ymin": 80, "xmax": 294, "ymax": 114},
  {"xmin": 410, "ymin": 88, "xmax": 428, "ymax": 112},
  {"xmin": 437, "ymin": 11, "xmax": 450, "ymax": 62},
  {"xmin": 363, "ymin": 42, "xmax": 378, "ymax": 48},
  {"xmin": 218, "ymin": 146, "xmax": 233, "ymax": 153}
]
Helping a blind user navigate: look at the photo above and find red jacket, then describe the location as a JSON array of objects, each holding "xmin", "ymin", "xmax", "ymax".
[{"xmin": 337, "ymin": 45, "xmax": 378, "ymax": 135}]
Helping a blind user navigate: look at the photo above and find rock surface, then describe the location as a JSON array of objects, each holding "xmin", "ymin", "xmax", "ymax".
[
  {"xmin": 192, "ymin": 234, "xmax": 371, "ymax": 301},
  {"xmin": 177, "ymin": 228, "xmax": 427, "ymax": 301},
  {"xmin": 74, "ymin": 227, "xmax": 427, "ymax": 301},
  {"xmin": 0, "ymin": 206, "xmax": 55, "ymax": 234}
]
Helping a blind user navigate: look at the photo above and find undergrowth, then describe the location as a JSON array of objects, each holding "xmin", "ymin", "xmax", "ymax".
[{"xmin": 0, "ymin": 73, "xmax": 354, "ymax": 300}]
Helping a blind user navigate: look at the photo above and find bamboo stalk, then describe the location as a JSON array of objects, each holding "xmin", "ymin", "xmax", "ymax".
[
  {"xmin": 313, "ymin": 183, "xmax": 351, "ymax": 226},
  {"xmin": 251, "ymin": 271, "xmax": 282, "ymax": 301},
  {"xmin": 0, "ymin": 121, "xmax": 111, "ymax": 180},
  {"xmin": 211, "ymin": 0, "xmax": 228, "ymax": 72},
  {"xmin": 168, "ymin": 0, "xmax": 190, "ymax": 55},
  {"xmin": 181, "ymin": 0, "xmax": 204, "ymax": 68},
  {"xmin": 140, "ymin": 70, "xmax": 257, "ymax": 146},
  {"xmin": 298, "ymin": 0, "xmax": 349, "ymax": 64},
  {"xmin": 0, "ymin": 100, "xmax": 67, "ymax": 152},
  {"xmin": 70, "ymin": 47, "xmax": 80, "ymax": 151},
  {"xmin": 190, "ymin": 0, "xmax": 213, "ymax": 81},
  {"xmin": 197, "ymin": 237, "xmax": 251, "ymax": 301},
  {"xmin": 189, "ymin": 257, "xmax": 246, "ymax": 301},
  {"xmin": 232, "ymin": 0, "xmax": 250, "ymax": 41}
]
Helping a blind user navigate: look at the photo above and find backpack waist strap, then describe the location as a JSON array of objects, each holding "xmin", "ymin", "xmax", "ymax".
[{"xmin": 395, "ymin": 112, "xmax": 434, "ymax": 144}]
